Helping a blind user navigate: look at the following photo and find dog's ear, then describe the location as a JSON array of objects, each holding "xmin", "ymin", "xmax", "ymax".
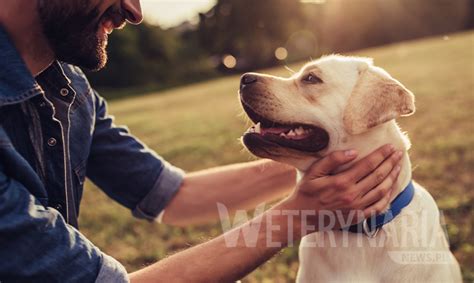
[{"xmin": 343, "ymin": 64, "xmax": 415, "ymax": 135}]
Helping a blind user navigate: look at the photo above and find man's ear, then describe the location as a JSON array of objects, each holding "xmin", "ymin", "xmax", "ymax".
[{"xmin": 343, "ymin": 66, "xmax": 415, "ymax": 135}]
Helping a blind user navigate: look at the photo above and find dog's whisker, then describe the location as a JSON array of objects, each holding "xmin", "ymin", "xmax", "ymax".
[
  {"xmin": 237, "ymin": 110, "xmax": 247, "ymax": 118},
  {"xmin": 236, "ymin": 111, "xmax": 255, "ymax": 127},
  {"xmin": 284, "ymin": 65, "xmax": 295, "ymax": 74}
]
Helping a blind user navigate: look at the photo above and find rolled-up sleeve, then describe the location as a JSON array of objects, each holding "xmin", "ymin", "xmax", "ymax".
[
  {"xmin": 0, "ymin": 165, "xmax": 129, "ymax": 282},
  {"xmin": 132, "ymin": 160, "xmax": 184, "ymax": 220},
  {"xmin": 86, "ymin": 92, "xmax": 184, "ymax": 220},
  {"xmin": 96, "ymin": 254, "xmax": 129, "ymax": 283}
]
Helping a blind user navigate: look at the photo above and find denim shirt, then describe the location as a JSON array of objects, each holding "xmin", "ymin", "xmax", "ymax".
[{"xmin": 0, "ymin": 26, "xmax": 184, "ymax": 282}]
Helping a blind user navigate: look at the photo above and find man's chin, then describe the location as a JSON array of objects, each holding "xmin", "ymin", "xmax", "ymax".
[
  {"xmin": 82, "ymin": 51, "xmax": 107, "ymax": 71},
  {"xmin": 56, "ymin": 42, "xmax": 108, "ymax": 71},
  {"xmin": 58, "ymin": 53, "xmax": 106, "ymax": 71}
]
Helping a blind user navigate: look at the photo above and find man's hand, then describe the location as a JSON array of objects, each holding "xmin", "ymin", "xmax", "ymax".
[{"xmin": 283, "ymin": 144, "xmax": 403, "ymax": 234}]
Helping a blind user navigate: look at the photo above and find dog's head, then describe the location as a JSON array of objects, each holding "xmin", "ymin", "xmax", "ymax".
[{"xmin": 239, "ymin": 55, "xmax": 415, "ymax": 170}]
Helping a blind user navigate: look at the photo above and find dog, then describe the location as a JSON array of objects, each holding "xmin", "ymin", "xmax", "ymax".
[{"xmin": 238, "ymin": 55, "xmax": 462, "ymax": 282}]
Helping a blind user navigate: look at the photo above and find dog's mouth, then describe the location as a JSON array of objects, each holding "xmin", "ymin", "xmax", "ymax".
[{"xmin": 241, "ymin": 102, "xmax": 329, "ymax": 153}]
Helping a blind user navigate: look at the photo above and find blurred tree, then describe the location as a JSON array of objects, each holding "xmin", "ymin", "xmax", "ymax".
[
  {"xmin": 198, "ymin": 0, "xmax": 306, "ymax": 71},
  {"xmin": 87, "ymin": 23, "xmax": 179, "ymax": 88},
  {"xmin": 87, "ymin": 22, "xmax": 217, "ymax": 92},
  {"xmin": 86, "ymin": 0, "xmax": 473, "ymax": 95},
  {"xmin": 304, "ymin": 0, "xmax": 471, "ymax": 53}
]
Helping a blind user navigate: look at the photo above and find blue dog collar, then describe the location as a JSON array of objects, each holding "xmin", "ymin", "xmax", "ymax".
[{"xmin": 345, "ymin": 181, "xmax": 415, "ymax": 237}]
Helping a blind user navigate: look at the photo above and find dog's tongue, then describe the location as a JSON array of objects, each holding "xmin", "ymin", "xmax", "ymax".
[{"xmin": 261, "ymin": 126, "xmax": 292, "ymax": 135}]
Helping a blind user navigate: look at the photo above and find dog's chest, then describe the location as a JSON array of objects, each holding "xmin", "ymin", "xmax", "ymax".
[
  {"xmin": 297, "ymin": 229, "xmax": 398, "ymax": 282},
  {"xmin": 295, "ymin": 185, "xmax": 458, "ymax": 283}
]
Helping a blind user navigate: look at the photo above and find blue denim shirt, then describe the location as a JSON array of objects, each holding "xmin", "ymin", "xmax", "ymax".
[{"xmin": 0, "ymin": 26, "xmax": 184, "ymax": 282}]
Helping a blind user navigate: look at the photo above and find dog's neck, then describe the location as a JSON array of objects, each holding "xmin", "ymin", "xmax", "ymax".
[{"xmin": 298, "ymin": 120, "xmax": 412, "ymax": 203}]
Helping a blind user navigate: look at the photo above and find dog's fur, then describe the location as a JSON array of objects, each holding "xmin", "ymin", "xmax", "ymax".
[{"xmin": 239, "ymin": 55, "xmax": 462, "ymax": 282}]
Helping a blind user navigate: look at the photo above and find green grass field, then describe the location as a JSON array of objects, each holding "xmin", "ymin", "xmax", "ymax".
[{"xmin": 79, "ymin": 31, "xmax": 474, "ymax": 282}]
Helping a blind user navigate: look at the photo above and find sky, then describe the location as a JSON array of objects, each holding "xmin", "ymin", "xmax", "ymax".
[{"xmin": 141, "ymin": 0, "xmax": 217, "ymax": 28}]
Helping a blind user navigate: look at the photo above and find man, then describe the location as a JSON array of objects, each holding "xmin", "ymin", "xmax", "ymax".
[{"xmin": 0, "ymin": 0, "xmax": 403, "ymax": 282}]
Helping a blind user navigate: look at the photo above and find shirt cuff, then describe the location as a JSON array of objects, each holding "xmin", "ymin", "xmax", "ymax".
[
  {"xmin": 95, "ymin": 253, "xmax": 129, "ymax": 283},
  {"xmin": 132, "ymin": 161, "xmax": 185, "ymax": 221}
]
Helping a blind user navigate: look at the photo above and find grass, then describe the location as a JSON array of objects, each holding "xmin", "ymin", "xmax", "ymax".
[{"xmin": 79, "ymin": 31, "xmax": 474, "ymax": 282}]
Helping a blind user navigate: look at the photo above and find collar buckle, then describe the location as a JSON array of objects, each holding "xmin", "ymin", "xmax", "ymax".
[{"xmin": 362, "ymin": 218, "xmax": 381, "ymax": 238}]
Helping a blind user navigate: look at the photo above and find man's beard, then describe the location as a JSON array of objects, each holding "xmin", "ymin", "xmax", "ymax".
[{"xmin": 38, "ymin": 0, "xmax": 125, "ymax": 71}]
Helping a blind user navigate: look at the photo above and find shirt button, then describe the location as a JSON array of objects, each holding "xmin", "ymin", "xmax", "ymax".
[
  {"xmin": 60, "ymin": 88, "xmax": 69, "ymax": 97},
  {"xmin": 47, "ymin": 138, "xmax": 57, "ymax": 147},
  {"xmin": 39, "ymin": 102, "xmax": 46, "ymax": 107},
  {"xmin": 55, "ymin": 204, "xmax": 62, "ymax": 211}
]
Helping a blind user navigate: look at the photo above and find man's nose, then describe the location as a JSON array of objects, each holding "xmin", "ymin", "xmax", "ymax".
[{"xmin": 122, "ymin": 0, "xmax": 143, "ymax": 24}]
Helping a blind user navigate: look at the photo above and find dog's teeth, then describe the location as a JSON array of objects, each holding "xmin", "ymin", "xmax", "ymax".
[
  {"xmin": 255, "ymin": 122, "xmax": 261, "ymax": 134},
  {"xmin": 288, "ymin": 130, "xmax": 296, "ymax": 137},
  {"xmin": 280, "ymin": 133, "xmax": 286, "ymax": 137},
  {"xmin": 295, "ymin": 127, "xmax": 304, "ymax": 135}
]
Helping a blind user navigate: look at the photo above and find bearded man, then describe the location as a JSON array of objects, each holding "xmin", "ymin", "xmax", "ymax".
[{"xmin": 0, "ymin": 1, "xmax": 402, "ymax": 282}]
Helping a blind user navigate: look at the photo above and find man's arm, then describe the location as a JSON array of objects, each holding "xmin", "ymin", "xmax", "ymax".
[
  {"xmin": 86, "ymin": 91, "xmax": 185, "ymax": 221},
  {"xmin": 130, "ymin": 145, "xmax": 403, "ymax": 282},
  {"xmin": 162, "ymin": 159, "xmax": 296, "ymax": 226},
  {"xmin": 131, "ymin": 200, "xmax": 294, "ymax": 283}
]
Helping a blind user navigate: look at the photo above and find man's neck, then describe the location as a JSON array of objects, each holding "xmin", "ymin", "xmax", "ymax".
[{"xmin": 0, "ymin": 0, "xmax": 55, "ymax": 76}]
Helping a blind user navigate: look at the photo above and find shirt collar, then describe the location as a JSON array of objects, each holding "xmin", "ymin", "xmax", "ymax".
[{"xmin": 0, "ymin": 25, "xmax": 43, "ymax": 106}]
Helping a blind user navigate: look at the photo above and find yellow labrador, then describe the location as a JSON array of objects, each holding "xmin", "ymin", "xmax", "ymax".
[{"xmin": 239, "ymin": 55, "xmax": 462, "ymax": 282}]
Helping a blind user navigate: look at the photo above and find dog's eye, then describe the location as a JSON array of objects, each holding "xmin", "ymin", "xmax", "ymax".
[{"xmin": 302, "ymin": 73, "xmax": 323, "ymax": 84}]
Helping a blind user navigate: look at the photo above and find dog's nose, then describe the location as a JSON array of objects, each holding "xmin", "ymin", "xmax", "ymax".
[{"xmin": 241, "ymin": 73, "xmax": 258, "ymax": 86}]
